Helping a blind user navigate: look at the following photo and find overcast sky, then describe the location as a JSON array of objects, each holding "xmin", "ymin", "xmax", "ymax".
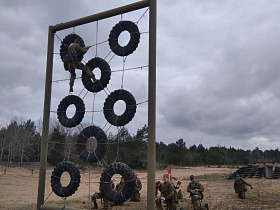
[{"xmin": 0, "ymin": 0, "xmax": 280, "ymax": 150}]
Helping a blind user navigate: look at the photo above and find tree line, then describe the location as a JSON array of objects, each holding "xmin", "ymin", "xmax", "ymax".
[{"xmin": 0, "ymin": 118, "xmax": 279, "ymax": 169}]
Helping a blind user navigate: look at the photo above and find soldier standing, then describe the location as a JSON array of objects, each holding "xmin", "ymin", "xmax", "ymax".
[
  {"xmin": 156, "ymin": 174, "xmax": 178, "ymax": 210},
  {"xmin": 187, "ymin": 175, "xmax": 208, "ymax": 210},
  {"xmin": 131, "ymin": 171, "xmax": 142, "ymax": 202},
  {"xmin": 234, "ymin": 174, "xmax": 253, "ymax": 199},
  {"xmin": 65, "ymin": 38, "xmax": 98, "ymax": 92},
  {"xmin": 92, "ymin": 181, "xmax": 114, "ymax": 209}
]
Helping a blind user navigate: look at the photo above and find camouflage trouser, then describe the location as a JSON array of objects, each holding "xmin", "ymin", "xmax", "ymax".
[
  {"xmin": 237, "ymin": 191, "xmax": 245, "ymax": 199},
  {"xmin": 155, "ymin": 198, "xmax": 177, "ymax": 210},
  {"xmin": 191, "ymin": 194, "xmax": 201, "ymax": 210},
  {"xmin": 69, "ymin": 62, "xmax": 95, "ymax": 89},
  {"xmin": 166, "ymin": 201, "xmax": 178, "ymax": 210},
  {"xmin": 131, "ymin": 191, "xmax": 141, "ymax": 202},
  {"xmin": 155, "ymin": 198, "xmax": 164, "ymax": 210},
  {"xmin": 92, "ymin": 192, "xmax": 109, "ymax": 209}
]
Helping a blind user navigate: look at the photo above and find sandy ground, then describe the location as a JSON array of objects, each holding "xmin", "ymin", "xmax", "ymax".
[{"xmin": 0, "ymin": 164, "xmax": 280, "ymax": 210}]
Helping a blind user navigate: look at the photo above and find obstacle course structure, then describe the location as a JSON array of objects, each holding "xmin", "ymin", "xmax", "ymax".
[{"xmin": 37, "ymin": 1, "xmax": 157, "ymax": 209}]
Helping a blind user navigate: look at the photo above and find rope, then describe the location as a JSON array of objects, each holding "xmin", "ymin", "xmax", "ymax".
[
  {"xmin": 52, "ymin": 99, "xmax": 147, "ymax": 114},
  {"xmin": 92, "ymin": 93, "xmax": 97, "ymax": 124},
  {"xmin": 48, "ymin": 136, "xmax": 147, "ymax": 146},
  {"xmin": 136, "ymin": 8, "xmax": 149, "ymax": 24},
  {"xmin": 95, "ymin": 21, "xmax": 99, "ymax": 57},
  {"xmin": 121, "ymin": 56, "xmax": 127, "ymax": 89},
  {"xmin": 111, "ymin": 65, "xmax": 148, "ymax": 73}
]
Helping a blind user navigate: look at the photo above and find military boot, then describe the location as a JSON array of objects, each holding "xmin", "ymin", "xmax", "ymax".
[
  {"xmin": 69, "ymin": 86, "xmax": 73, "ymax": 92},
  {"xmin": 93, "ymin": 202, "xmax": 98, "ymax": 209},
  {"xmin": 205, "ymin": 203, "xmax": 209, "ymax": 210}
]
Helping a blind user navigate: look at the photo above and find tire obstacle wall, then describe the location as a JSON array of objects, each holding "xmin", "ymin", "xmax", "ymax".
[
  {"xmin": 37, "ymin": 1, "xmax": 157, "ymax": 209},
  {"xmin": 50, "ymin": 17, "xmax": 139, "ymax": 206}
]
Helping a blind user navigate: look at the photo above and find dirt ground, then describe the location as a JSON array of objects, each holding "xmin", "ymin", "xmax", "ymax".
[{"xmin": 0, "ymin": 164, "xmax": 280, "ymax": 210}]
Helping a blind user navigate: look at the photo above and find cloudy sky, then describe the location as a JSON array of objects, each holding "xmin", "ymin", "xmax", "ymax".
[{"xmin": 0, "ymin": 0, "xmax": 280, "ymax": 150}]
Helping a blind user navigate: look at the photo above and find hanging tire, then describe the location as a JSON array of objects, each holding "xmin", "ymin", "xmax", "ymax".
[
  {"xmin": 51, "ymin": 161, "xmax": 81, "ymax": 197},
  {"xmin": 57, "ymin": 95, "xmax": 85, "ymax": 128},
  {"xmin": 76, "ymin": 126, "xmax": 108, "ymax": 163},
  {"xmin": 60, "ymin": 34, "xmax": 85, "ymax": 62},
  {"xmin": 109, "ymin": 21, "xmax": 140, "ymax": 56},
  {"xmin": 103, "ymin": 89, "xmax": 137, "ymax": 126},
  {"xmin": 100, "ymin": 162, "xmax": 136, "ymax": 204},
  {"xmin": 82, "ymin": 57, "xmax": 111, "ymax": 93}
]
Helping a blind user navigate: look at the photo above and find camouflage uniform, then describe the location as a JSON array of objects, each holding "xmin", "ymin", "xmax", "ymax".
[
  {"xmin": 116, "ymin": 181, "xmax": 125, "ymax": 191},
  {"xmin": 67, "ymin": 43, "xmax": 96, "ymax": 91},
  {"xmin": 131, "ymin": 177, "xmax": 142, "ymax": 202},
  {"xmin": 156, "ymin": 180, "xmax": 178, "ymax": 210},
  {"xmin": 234, "ymin": 177, "xmax": 252, "ymax": 199},
  {"xmin": 92, "ymin": 181, "xmax": 114, "ymax": 209},
  {"xmin": 114, "ymin": 181, "xmax": 125, "ymax": 206},
  {"xmin": 187, "ymin": 181, "xmax": 204, "ymax": 210}
]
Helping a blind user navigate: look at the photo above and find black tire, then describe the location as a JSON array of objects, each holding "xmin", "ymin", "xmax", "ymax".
[
  {"xmin": 51, "ymin": 161, "xmax": 81, "ymax": 197},
  {"xmin": 76, "ymin": 126, "xmax": 108, "ymax": 163},
  {"xmin": 60, "ymin": 34, "xmax": 85, "ymax": 62},
  {"xmin": 100, "ymin": 162, "xmax": 136, "ymax": 204},
  {"xmin": 109, "ymin": 21, "xmax": 140, "ymax": 56},
  {"xmin": 57, "ymin": 95, "xmax": 85, "ymax": 128},
  {"xmin": 82, "ymin": 57, "xmax": 111, "ymax": 93},
  {"xmin": 103, "ymin": 89, "xmax": 137, "ymax": 126}
]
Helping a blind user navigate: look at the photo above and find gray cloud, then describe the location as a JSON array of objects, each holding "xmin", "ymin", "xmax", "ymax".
[{"xmin": 0, "ymin": 0, "xmax": 280, "ymax": 150}]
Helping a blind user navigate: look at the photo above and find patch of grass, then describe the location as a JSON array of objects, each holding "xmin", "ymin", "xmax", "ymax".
[
  {"xmin": 46, "ymin": 198, "xmax": 88, "ymax": 208},
  {"xmin": 196, "ymin": 173, "xmax": 229, "ymax": 181}
]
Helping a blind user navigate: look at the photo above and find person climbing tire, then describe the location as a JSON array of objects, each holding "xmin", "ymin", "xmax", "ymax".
[
  {"xmin": 51, "ymin": 161, "xmax": 81, "ymax": 197},
  {"xmin": 82, "ymin": 57, "xmax": 111, "ymax": 93},
  {"xmin": 103, "ymin": 89, "xmax": 137, "ymax": 126},
  {"xmin": 60, "ymin": 34, "xmax": 85, "ymax": 62},
  {"xmin": 100, "ymin": 162, "xmax": 136, "ymax": 204},
  {"xmin": 57, "ymin": 95, "xmax": 85, "ymax": 128},
  {"xmin": 109, "ymin": 21, "xmax": 140, "ymax": 56},
  {"xmin": 76, "ymin": 126, "xmax": 108, "ymax": 163}
]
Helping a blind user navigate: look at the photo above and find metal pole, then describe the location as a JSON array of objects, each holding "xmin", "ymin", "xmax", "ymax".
[
  {"xmin": 147, "ymin": 0, "xmax": 157, "ymax": 209},
  {"xmin": 52, "ymin": 0, "xmax": 149, "ymax": 32},
  {"xmin": 37, "ymin": 26, "xmax": 54, "ymax": 210}
]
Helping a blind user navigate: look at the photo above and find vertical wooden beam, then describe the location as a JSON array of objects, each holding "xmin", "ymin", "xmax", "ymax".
[
  {"xmin": 37, "ymin": 26, "xmax": 54, "ymax": 210},
  {"xmin": 147, "ymin": 0, "xmax": 157, "ymax": 209}
]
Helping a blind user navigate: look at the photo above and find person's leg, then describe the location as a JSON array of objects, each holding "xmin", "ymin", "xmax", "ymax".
[
  {"xmin": 103, "ymin": 197, "xmax": 109, "ymax": 209},
  {"xmin": 75, "ymin": 62, "xmax": 97, "ymax": 82},
  {"xmin": 92, "ymin": 193, "xmax": 101, "ymax": 209},
  {"xmin": 69, "ymin": 67, "xmax": 76, "ymax": 92},
  {"xmin": 192, "ymin": 195, "xmax": 200, "ymax": 210},
  {"xmin": 238, "ymin": 192, "xmax": 242, "ymax": 199},
  {"xmin": 130, "ymin": 192, "xmax": 136, "ymax": 201},
  {"xmin": 155, "ymin": 198, "xmax": 164, "ymax": 210},
  {"xmin": 240, "ymin": 191, "xmax": 245, "ymax": 199},
  {"xmin": 167, "ymin": 201, "xmax": 177, "ymax": 210},
  {"xmin": 135, "ymin": 192, "xmax": 141, "ymax": 202}
]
